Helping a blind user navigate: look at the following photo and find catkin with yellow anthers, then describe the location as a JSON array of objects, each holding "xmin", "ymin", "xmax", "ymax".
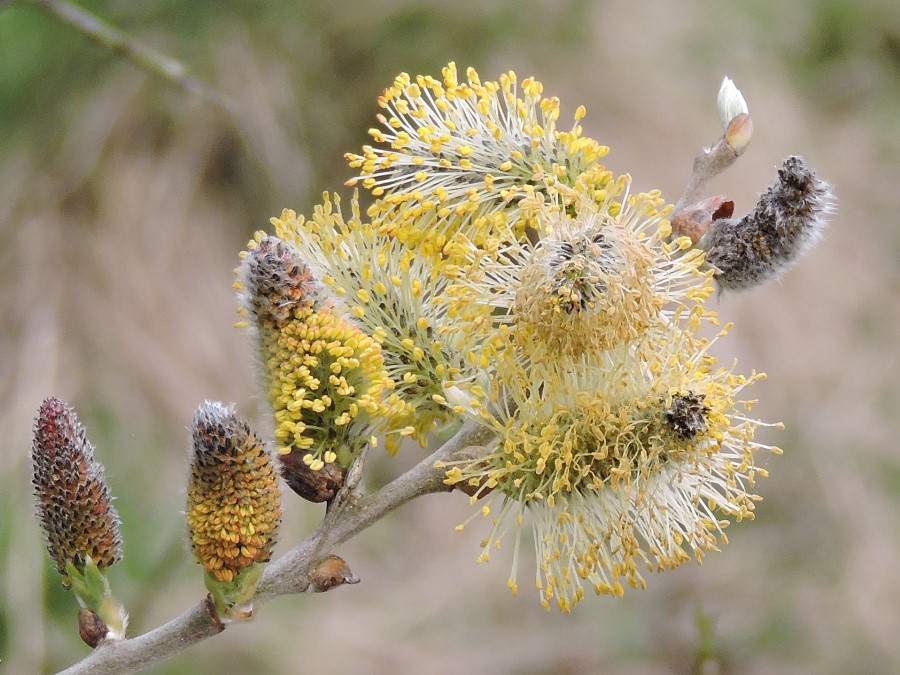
[
  {"xmin": 238, "ymin": 234, "xmax": 399, "ymax": 479},
  {"xmin": 186, "ymin": 401, "xmax": 281, "ymax": 583},
  {"xmin": 345, "ymin": 63, "xmax": 610, "ymax": 257}
]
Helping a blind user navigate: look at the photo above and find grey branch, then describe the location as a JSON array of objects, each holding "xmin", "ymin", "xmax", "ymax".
[
  {"xmin": 674, "ymin": 112, "xmax": 753, "ymax": 216},
  {"xmin": 674, "ymin": 137, "xmax": 740, "ymax": 215},
  {"xmin": 57, "ymin": 420, "xmax": 496, "ymax": 675},
  {"xmin": 19, "ymin": 0, "xmax": 228, "ymax": 110}
]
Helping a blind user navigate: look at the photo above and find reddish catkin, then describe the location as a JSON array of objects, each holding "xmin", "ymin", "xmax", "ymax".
[{"xmin": 31, "ymin": 397, "xmax": 122, "ymax": 587}]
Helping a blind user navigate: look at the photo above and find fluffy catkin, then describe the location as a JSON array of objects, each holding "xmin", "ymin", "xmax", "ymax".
[{"xmin": 703, "ymin": 155, "xmax": 834, "ymax": 291}]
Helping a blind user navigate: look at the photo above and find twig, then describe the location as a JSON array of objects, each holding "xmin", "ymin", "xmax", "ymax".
[
  {"xmin": 19, "ymin": 0, "xmax": 228, "ymax": 111},
  {"xmin": 56, "ymin": 420, "xmax": 496, "ymax": 675},
  {"xmin": 673, "ymin": 110, "xmax": 753, "ymax": 217},
  {"xmin": 673, "ymin": 136, "xmax": 741, "ymax": 216}
]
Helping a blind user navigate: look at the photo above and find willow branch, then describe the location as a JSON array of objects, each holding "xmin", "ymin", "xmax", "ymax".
[
  {"xmin": 57, "ymin": 420, "xmax": 496, "ymax": 675},
  {"xmin": 20, "ymin": 0, "xmax": 228, "ymax": 111},
  {"xmin": 673, "ymin": 113, "xmax": 753, "ymax": 216},
  {"xmin": 673, "ymin": 137, "xmax": 740, "ymax": 215}
]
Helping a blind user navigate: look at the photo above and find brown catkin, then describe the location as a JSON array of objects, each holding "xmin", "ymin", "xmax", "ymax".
[{"xmin": 31, "ymin": 398, "xmax": 122, "ymax": 585}]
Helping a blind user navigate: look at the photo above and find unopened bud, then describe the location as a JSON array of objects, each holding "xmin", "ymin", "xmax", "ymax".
[
  {"xmin": 31, "ymin": 398, "xmax": 122, "ymax": 585},
  {"xmin": 78, "ymin": 609, "xmax": 108, "ymax": 649},
  {"xmin": 717, "ymin": 76, "xmax": 749, "ymax": 129},
  {"xmin": 279, "ymin": 451, "xmax": 346, "ymax": 503},
  {"xmin": 308, "ymin": 555, "xmax": 360, "ymax": 592},
  {"xmin": 724, "ymin": 112, "xmax": 753, "ymax": 155},
  {"xmin": 717, "ymin": 77, "xmax": 752, "ymax": 155},
  {"xmin": 239, "ymin": 235, "xmax": 325, "ymax": 326}
]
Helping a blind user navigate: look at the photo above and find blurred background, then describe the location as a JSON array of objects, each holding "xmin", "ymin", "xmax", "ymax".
[{"xmin": 2, "ymin": 0, "xmax": 899, "ymax": 672}]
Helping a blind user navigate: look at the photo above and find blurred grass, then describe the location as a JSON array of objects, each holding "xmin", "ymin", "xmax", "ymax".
[{"xmin": 2, "ymin": 0, "xmax": 900, "ymax": 673}]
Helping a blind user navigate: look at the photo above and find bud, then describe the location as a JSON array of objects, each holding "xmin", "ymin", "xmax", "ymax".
[
  {"xmin": 31, "ymin": 397, "xmax": 127, "ymax": 642},
  {"xmin": 307, "ymin": 555, "xmax": 360, "ymax": 593},
  {"xmin": 186, "ymin": 401, "xmax": 281, "ymax": 622},
  {"xmin": 278, "ymin": 450, "xmax": 346, "ymax": 503},
  {"xmin": 701, "ymin": 155, "xmax": 834, "ymax": 291},
  {"xmin": 724, "ymin": 112, "xmax": 753, "ymax": 155},
  {"xmin": 717, "ymin": 76, "xmax": 748, "ymax": 130},
  {"xmin": 78, "ymin": 609, "xmax": 108, "ymax": 649},
  {"xmin": 238, "ymin": 235, "xmax": 325, "ymax": 327},
  {"xmin": 718, "ymin": 78, "xmax": 752, "ymax": 155}
]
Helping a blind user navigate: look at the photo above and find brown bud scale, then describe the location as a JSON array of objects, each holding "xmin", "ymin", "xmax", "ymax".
[
  {"xmin": 279, "ymin": 451, "xmax": 347, "ymax": 503},
  {"xmin": 78, "ymin": 608, "xmax": 109, "ymax": 648}
]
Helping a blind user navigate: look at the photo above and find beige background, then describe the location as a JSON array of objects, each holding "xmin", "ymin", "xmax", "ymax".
[{"xmin": 2, "ymin": 1, "xmax": 898, "ymax": 672}]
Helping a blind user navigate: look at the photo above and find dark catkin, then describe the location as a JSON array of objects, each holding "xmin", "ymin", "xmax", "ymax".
[
  {"xmin": 702, "ymin": 155, "xmax": 834, "ymax": 291},
  {"xmin": 31, "ymin": 397, "xmax": 122, "ymax": 586}
]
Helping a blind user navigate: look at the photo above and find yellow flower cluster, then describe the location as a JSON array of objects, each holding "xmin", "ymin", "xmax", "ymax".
[
  {"xmin": 443, "ymin": 327, "xmax": 777, "ymax": 610},
  {"xmin": 346, "ymin": 62, "xmax": 609, "ymax": 261},
  {"xmin": 343, "ymin": 63, "xmax": 776, "ymax": 610},
  {"xmin": 241, "ymin": 63, "xmax": 780, "ymax": 610},
  {"xmin": 440, "ymin": 183, "xmax": 711, "ymax": 381}
]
